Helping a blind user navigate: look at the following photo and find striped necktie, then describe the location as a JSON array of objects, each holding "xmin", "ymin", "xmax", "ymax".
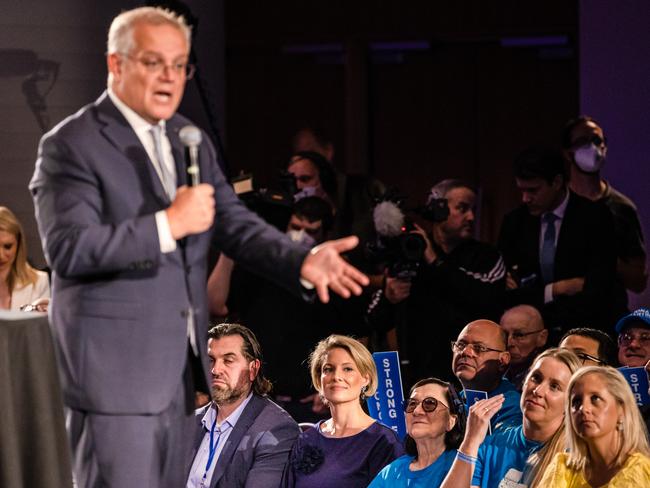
[{"xmin": 150, "ymin": 125, "xmax": 176, "ymax": 199}]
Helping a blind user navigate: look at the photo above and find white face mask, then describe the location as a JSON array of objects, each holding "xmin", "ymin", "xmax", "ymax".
[
  {"xmin": 294, "ymin": 186, "xmax": 318, "ymax": 201},
  {"xmin": 574, "ymin": 143, "xmax": 606, "ymax": 173},
  {"xmin": 286, "ymin": 229, "xmax": 316, "ymax": 248}
]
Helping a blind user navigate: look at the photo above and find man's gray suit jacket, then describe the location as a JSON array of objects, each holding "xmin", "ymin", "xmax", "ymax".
[
  {"xmin": 30, "ymin": 92, "xmax": 308, "ymax": 414},
  {"xmin": 189, "ymin": 395, "xmax": 300, "ymax": 488}
]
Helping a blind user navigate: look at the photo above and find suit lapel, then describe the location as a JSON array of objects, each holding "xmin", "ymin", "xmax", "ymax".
[
  {"xmin": 188, "ymin": 405, "xmax": 211, "ymax": 474},
  {"xmin": 95, "ymin": 92, "xmax": 170, "ymax": 206},
  {"xmin": 524, "ymin": 211, "xmax": 541, "ymax": 273},
  {"xmin": 210, "ymin": 395, "xmax": 265, "ymax": 488},
  {"xmin": 554, "ymin": 192, "xmax": 577, "ymax": 271}
]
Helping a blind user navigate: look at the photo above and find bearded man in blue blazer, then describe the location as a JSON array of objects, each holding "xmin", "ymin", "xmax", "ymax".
[
  {"xmin": 29, "ymin": 7, "xmax": 366, "ymax": 488},
  {"xmin": 186, "ymin": 323, "xmax": 300, "ymax": 488}
]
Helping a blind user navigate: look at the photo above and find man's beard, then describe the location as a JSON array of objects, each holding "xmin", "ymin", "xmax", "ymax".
[{"xmin": 211, "ymin": 370, "xmax": 251, "ymax": 405}]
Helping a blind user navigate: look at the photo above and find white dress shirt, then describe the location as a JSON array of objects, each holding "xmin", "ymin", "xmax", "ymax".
[{"xmin": 107, "ymin": 88, "xmax": 177, "ymax": 253}]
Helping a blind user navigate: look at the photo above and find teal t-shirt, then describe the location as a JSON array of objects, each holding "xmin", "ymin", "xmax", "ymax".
[
  {"xmin": 472, "ymin": 425, "xmax": 541, "ymax": 488},
  {"xmin": 369, "ymin": 450, "xmax": 456, "ymax": 488}
]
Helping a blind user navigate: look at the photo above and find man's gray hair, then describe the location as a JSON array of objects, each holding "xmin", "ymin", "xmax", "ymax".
[
  {"xmin": 427, "ymin": 178, "xmax": 476, "ymax": 203},
  {"xmin": 107, "ymin": 6, "xmax": 191, "ymax": 55}
]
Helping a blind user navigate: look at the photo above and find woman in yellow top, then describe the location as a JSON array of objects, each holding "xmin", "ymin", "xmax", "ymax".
[{"xmin": 539, "ymin": 366, "xmax": 650, "ymax": 487}]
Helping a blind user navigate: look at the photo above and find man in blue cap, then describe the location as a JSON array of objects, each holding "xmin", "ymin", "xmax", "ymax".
[
  {"xmin": 615, "ymin": 307, "xmax": 650, "ymax": 433},
  {"xmin": 615, "ymin": 307, "xmax": 650, "ymax": 368}
]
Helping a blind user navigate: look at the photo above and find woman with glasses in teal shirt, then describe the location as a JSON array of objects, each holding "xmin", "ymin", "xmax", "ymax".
[{"xmin": 369, "ymin": 378, "xmax": 465, "ymax": 487}]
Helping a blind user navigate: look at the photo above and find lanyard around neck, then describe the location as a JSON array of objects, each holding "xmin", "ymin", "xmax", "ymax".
[{"xmin": 202, "ymin": 418, "xmax": 226, "ymax": 483}]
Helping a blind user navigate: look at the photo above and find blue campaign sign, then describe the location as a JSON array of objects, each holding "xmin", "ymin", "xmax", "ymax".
[
  {"xmin": 367, "ymin": 351, "xmax": 407, "ymax": 440},
  {"xmin": 618, "ymin": 367, "xmax": 650, "ymax": 406},
  {"xmin": 464, "ymin": 389, "xmax": 488, "ymax": 410},
  {"xmin": 464, "ymin": 389, "xmax": 490, "ymax": 434}
]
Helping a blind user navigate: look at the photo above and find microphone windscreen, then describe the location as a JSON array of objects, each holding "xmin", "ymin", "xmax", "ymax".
[{"xmin": 179, "ymin": 125, "xmax": 202, "ymax": 147}]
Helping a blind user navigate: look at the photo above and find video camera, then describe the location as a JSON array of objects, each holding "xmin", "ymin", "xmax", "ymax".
[
  {"xmin": 367, "ymin": 190, "xmax": 451, "ymax": 279},
  {"xmin": 231, "ymin": 170, "xmax": 298, "ymax": 231}
]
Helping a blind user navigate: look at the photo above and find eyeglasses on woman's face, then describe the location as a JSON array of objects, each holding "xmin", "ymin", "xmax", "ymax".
[{"xmin": 403, "ymin": 396, "xmax": 449, "ymax": 414}]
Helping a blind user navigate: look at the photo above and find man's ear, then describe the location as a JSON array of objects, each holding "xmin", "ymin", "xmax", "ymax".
[
  {"xmin": 249, "ymin": 359, "xmax": 260, "ymax": 382},
  {"xmin": 107, "ymin": 53, "xmax": 122, "ymax": 82},
  {"xmin": 324, "ymin": 143, "xmax": 334, "ymax": 162},
  {"xmin": 551, "ymin": 174, "xmax": 565, "ymax": 191},
  {"xmin": 537, "ymin": 329, "xmax": 549, "ymax": 348},
  {"xmin": 499, "ymin": 351, "xmax": 511, "ymax": 370}
]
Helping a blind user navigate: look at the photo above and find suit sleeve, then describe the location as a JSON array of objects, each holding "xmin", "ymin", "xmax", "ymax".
[
  {"xmin": 497, "ymin": 213, "xmax": 545, "ymax": 310},
  {"xmin": 244, "ymin": 416, "xmax": 300, "ymax": 488},
  {"xmin": 30, "ymin": 132, "xmax": 161, "ymax": 279}
]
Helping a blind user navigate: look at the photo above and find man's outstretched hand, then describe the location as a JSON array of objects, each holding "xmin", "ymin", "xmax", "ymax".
[{"xmin": 300, "ymin": 236, "xmax": 369, "ymax": 303}]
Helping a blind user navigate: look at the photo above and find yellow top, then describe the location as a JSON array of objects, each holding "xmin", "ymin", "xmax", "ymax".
[{"xmin": 538, "ymin": 452, "xmax": 650, "ymax": 487}]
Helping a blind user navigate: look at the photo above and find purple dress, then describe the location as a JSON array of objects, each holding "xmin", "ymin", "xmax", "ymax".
[{"xmin": 282, "ymin": 421, "xmax": 404, "ymax": 488}]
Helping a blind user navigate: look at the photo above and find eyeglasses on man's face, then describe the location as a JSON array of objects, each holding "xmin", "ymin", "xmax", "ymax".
[
  {"xmin": 403, "ymin": 397, "xmax": 449, "ymax": 414},
  {"xmin": 574, "ymin": 352, "xmax": 604, "ymax": 365},
  {"xmin": 121, "ymin": 53, "xmax": 196, "ymax": 79},
  {"xmin": 618, "ymin": 332, "xmax": 650, "ymax": 347},
  {"xmin": 451, "ymin": 340, "xmax": 505, "ymax": 355},
  {"xmin": 507, "ymin": 329, "xmax": 545, "ymax": 342}
]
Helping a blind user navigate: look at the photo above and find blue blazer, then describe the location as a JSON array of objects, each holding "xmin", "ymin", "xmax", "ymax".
[
  {"xmin": 189, "ymin": 395, "xmax": 300, "ymax": 488},
  {"xmin": 30, "ymin": 92, "xmax": 308, "ymax": 414}
]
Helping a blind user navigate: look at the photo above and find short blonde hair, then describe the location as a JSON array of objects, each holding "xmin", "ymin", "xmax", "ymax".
[
  {"xmin": 309, "ymin": 335, "xmax": 378, "ymax": 398},
  {"xmin": 565, "ymin": 366, "xmax": 650, "ymax": 472},
  {"xmin": 0, "ymin": 207, "xmax": 38, "ymax": 293},
  {"xmin": 107, "ymin": 6, "xmax": 191, "ymax": 55}
]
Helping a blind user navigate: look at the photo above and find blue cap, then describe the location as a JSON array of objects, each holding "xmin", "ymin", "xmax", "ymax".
[{"xmin": 615, "ymin": 307, "xmax": 650, "ymax": 334}]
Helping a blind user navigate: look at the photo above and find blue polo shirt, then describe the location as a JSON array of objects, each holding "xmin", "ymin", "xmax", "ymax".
[
  {"xmin": 461, "ymin": 378, "xmax": 522, "ymax": 434},
  {"xmin": 471, "ymin": 425, "xmax": 542, "ymax": 488},
  {"xmin": 369, "ymin": 449, "xmax": 457, "ymax": 487}
]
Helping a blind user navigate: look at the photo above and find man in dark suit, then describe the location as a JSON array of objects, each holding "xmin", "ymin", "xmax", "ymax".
[
  {"xmin": 186, "ymin": 323, "xmax": 300, "ymax": 488},
  {"xmin": 498, "ymin": 146, "xmax": 617, "ymax": 336},
  {"xmin": 29, "ymin": 7, "xmax": 366, "ymax": 488}
]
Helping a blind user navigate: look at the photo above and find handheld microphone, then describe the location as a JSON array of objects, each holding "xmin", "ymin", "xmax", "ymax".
[{"xmin": 179, "ymin": 125, "xmax": 202, "ymax": 186}]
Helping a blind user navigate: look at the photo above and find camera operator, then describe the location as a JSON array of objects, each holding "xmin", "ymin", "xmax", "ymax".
[{"xmin": 367, "ymin": 179, "xmax": 506, "ymax": 384}]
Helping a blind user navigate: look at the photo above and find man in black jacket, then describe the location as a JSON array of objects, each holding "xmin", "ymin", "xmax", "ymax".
[
  {"xmin": 367, "ymin": 179, "xmax": 506, "ymax": 385},
  {"xmin": 498, "ymin": 147, "xmax": 618, "ymax": 337}
]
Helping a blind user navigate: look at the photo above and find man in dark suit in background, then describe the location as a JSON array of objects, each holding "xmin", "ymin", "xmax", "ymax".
[
  {"xmin": 186, "ymin": 323, "xmax": 299, "ymax": 488},
  {"xmin": 498, "ymin": 147, "xmax": 618, "ymax": 337},
  {"xmin": 29, "ymin": 7, "xmax": 367, "ymax": 488}
]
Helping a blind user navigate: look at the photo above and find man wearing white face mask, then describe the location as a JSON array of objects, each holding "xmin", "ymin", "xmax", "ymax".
[{"xmin": 562, "ymin": 116, "xmax": 647, "ymax": 306}]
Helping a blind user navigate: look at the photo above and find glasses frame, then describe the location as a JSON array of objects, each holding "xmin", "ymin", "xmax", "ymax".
[
  {"xmin": 451, "ymin": 340, "xmax": 506, "ymax": 355},
  {"xmin": 507, "ymin": 329, "xmax": 545, "ymax": 342},
  {"xmin": 574, "ymin": 352, "xmax": 604, "ymax": 365},
  {"xmin": 403, "ymin": 396, "xmax": 449, "ymax": 414},
  {"xmin": 618, "ymin": 332, "xmax": 650, "ymax": 347},
  {"xmin": 120, "ymin": 53, "xmax": 196, "ymax": 79}
]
